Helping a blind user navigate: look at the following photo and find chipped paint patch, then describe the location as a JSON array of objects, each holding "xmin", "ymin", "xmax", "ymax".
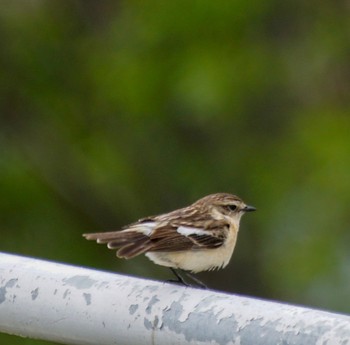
[
  {"xmin": 96, "ymin": 281, "xmax": 109, "ymax": 289},
  {"xmin": 63, "ymin": 289, "xmax": 70, "ymax": 299},
  {"xmin": 31, "ymin": 287, "xmax": 39, "ymax": 300},
  {"xmin": 63, "ymin": 275, "xmax": 97, "ymax": 289},
  {"xmin": 0, "ymin": 287, "xmax": 6, "ymax": 304},
  {"xmin": 129, "ymin": 304, "xmax": 139, "ymax": 315},
  {"xmin": 83, "ymin": 293, "xmax": 91, "ymax": 306},
  {"xmin": 144, "ymin": 317, "xmax": 153, "ymax": 330},
  {"xmin": 5, "ymin": 278, "xmax": 18, "ymax": 288},
  {"xmin": 144, "ymin": 315, "xmax": 160, "ymax": 331},
  {"xmin": 0, "ymin": 279, "xmax": 19, "ymax": 304},
  {"xmin": 162, "ymin": 300, "xmax": 237, "ymax": 345},
  {"xmin": 146, "ymin": 295, "xmax": 159, "ymax": 315},
  {"xmin": 237, "ymin": 318, "xmax": 330, "ymax": 345}
]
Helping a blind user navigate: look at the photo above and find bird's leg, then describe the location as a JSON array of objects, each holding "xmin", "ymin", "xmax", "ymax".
[
  {"xmin": 181, "ymin": 270, "xmax": 207, "ymax": 289},
  {"xmin": 168, "ymin": 268, "xmax": 207, "ymax": 289},
  {"xmin": 169, "ymin": 268, "xmax": 189, "ymax": 286}
]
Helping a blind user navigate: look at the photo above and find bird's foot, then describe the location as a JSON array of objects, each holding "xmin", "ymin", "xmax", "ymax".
[{"xmin": 168, "ymin": 268, "xmax": 207, "ymax": 289}]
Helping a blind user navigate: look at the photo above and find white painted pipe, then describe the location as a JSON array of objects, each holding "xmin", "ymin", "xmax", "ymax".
[{"xmin": 0, "ymin": 252, "xmax": 349, "ymax": 345}]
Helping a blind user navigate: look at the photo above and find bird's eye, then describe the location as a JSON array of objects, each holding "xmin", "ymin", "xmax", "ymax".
[{"xmin": 225, "ymin": 205, "xmax": 237, "ymax": 212}]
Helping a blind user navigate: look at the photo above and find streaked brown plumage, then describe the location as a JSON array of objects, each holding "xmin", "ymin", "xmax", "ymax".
[{"xmin": 83, "ymin": 193, "xmax": 255, "ymax": 280}]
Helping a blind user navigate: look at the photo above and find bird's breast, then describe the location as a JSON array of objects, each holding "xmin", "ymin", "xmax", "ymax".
[{"xmin": 145, "ymin": 226, "xmax": 238, "ymax": 273}]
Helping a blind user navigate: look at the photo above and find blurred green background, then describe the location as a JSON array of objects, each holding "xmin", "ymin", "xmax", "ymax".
[{"xmin": 1, "ymin": 1, "xmax": 349, "ymax": 344}]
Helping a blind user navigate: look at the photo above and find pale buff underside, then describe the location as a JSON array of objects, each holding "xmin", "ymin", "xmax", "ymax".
[{"xmin": 145, "ymin": 225, "xmax": 239, "ymax": 273}]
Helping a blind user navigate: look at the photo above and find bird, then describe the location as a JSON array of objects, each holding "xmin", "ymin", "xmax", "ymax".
[{"xmin": 83, "ymin": 193, "xmax": 256, "ymax": 288}]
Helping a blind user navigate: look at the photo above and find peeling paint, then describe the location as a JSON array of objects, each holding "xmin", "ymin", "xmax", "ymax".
[
  {"xmin": 146, "ymin": 295, "xmax": 159, "ymax": 315},
  {"xmin": 96, "ymin": 281, "xmax": 109, "ymax": 289},
  {"xmin": 129, "ymin": 304, "xmax": 138, "ymax": 315},
  {"xmin": 0, "ymin": 287, "xmax": 6, "ymax": 304},
  {"xmin": 5, "ymin": 278, "xmax": 18, "ymax": 288},
  {"xmin": 142, "ymin": 285, "xmax": 158, "ymax": 293},
  {"xmin": 144, "ymin": 315, "xmax": 160, "ymax": 332},
  {"xmin": 63, "ymin": 275, "xmax": 97, "ymax": 289},
  {"xmin": 31, "ymin": 288, "xmax": 39, "ymax": 300},
  {"xmin": 0, "ymin": 278, "xmax": 19, "ymax": 304},
  {"xmin": 144, "ymin": 317, "xmax": 153, "ymax": 330},
  {"xmin": 63, "ymin": 289, "xmax": 70, "ymax": 299},
  {"xmin": 237, "ymin": 318, "xmax": 328, "ymax": 345},
  {"xmin": 158, "ymin": 295, "xmax": 350, "ymax": 345},
  {"xmin": 162, "ymin": 300, "xmax": 238, "ymax": 345},
  {"xmin": 154, "ymin": 315, "xmax": 159, "ymax": 328},
  {"xmin": 83, "ymin": 293, "xmax": 91, "ymax": 306},
  {"xmin": 162, "ymin": 302, "xmax": 238, "ymax": 345},
  {"xmin": 1, "ymin": 252, "xmax": 350, "ymax": 345}
]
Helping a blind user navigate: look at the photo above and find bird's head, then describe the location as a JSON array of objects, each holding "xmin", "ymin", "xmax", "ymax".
[{"xmin": 194, "ymin": 193, "xmax": 256, "ymax": 225}]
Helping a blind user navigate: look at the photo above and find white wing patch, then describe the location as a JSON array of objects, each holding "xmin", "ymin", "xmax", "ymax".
[
  {"xmin": 177, "ymin": 226, "xmax": 209, "ymax": 237},
  {"xmin": 129, "ymin": 222, "xmax": 156, "ymax": 236}
]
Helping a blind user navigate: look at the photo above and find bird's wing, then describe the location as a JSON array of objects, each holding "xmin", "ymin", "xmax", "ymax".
[{"xmin": 147, "ymin": 221, "xmax": 228, "ymax": 252}]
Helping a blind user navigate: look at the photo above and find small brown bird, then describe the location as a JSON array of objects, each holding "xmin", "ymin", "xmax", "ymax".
[{"xmin": 83, "ymin": 193, "xmax": 255, "ymax": 287}]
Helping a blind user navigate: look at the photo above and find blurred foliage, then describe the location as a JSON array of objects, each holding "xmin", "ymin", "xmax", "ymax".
[{"xmin": 0, "ymin": 1, "xmax": 349, "ymax": 344}]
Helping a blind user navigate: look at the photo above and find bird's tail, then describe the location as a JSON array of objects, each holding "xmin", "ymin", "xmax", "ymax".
[{"xmin": 83, "ymin": 230, "xmax": 153, "ymax": 259}]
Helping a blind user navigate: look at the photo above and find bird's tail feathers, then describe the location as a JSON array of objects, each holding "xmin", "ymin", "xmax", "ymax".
[{"xmin": 83, "ymin": 230, "xmax": 151, "ymax": 259}]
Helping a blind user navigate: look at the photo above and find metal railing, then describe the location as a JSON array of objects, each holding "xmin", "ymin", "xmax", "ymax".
[{"xmin": 0, "ymin": 252, "xmax": 349, "ymax": 344}]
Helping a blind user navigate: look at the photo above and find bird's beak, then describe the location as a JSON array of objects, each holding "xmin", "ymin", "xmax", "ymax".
[{"xmin": 243, "ymin": 205, "xmax": 256, "ymax": 212}]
